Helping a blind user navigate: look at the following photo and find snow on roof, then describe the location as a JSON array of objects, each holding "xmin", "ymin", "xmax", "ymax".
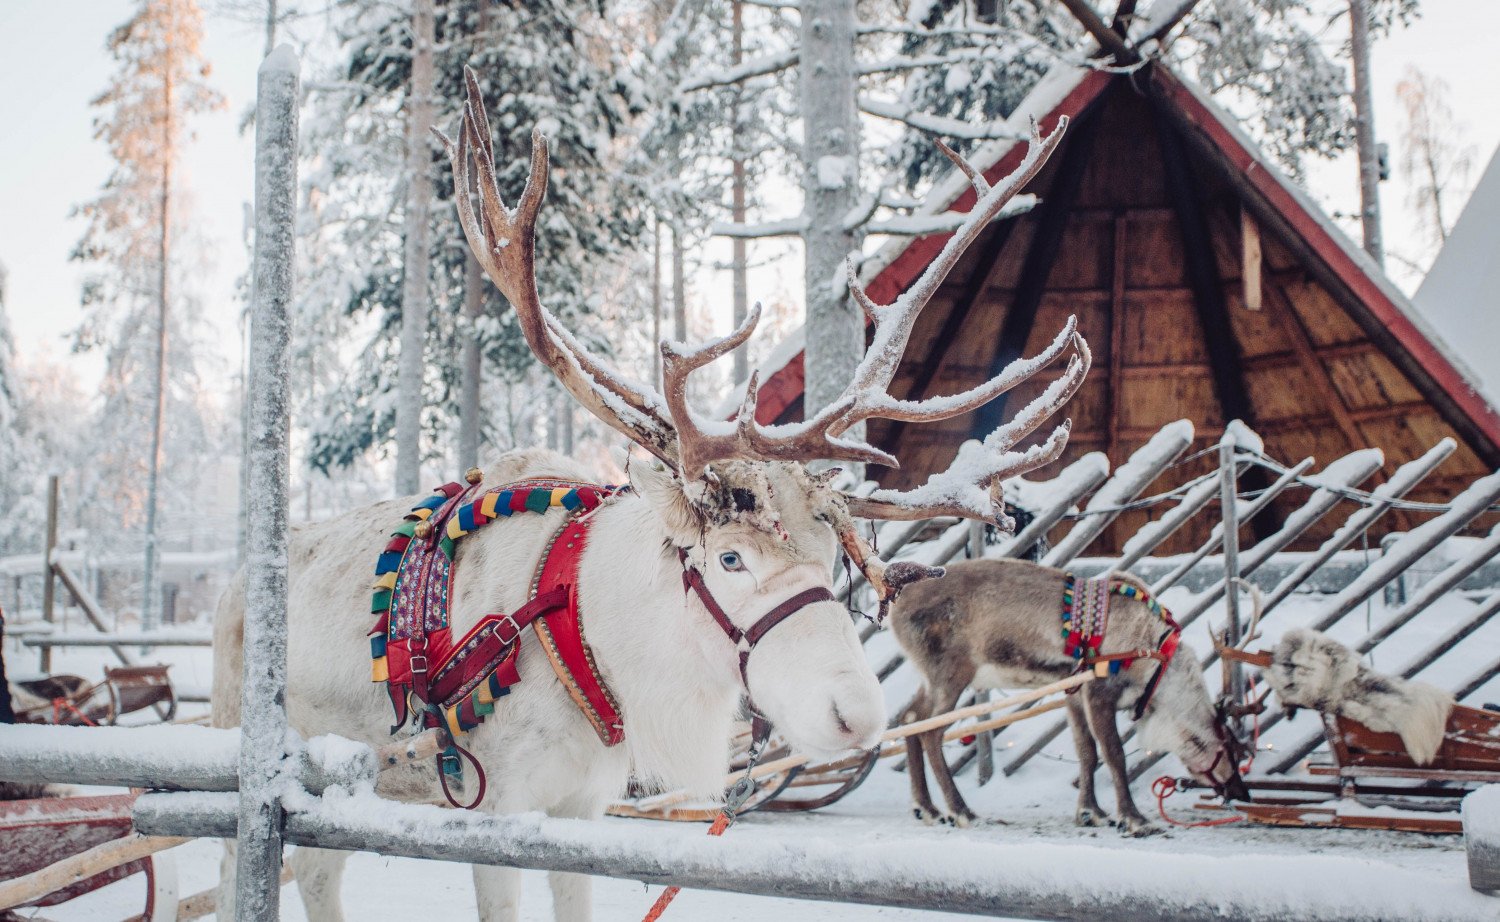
[{"xmin": 1415, "ymin": 147, "xmax": 1500, "ymax": 407}]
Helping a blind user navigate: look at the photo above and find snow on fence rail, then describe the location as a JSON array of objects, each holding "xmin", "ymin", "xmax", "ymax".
[{"xmin": 126, "ymin": 788, "xmax": 1497, "ymax": 922}]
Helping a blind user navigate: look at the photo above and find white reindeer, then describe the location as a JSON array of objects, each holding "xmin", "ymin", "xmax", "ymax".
[
  {"xmin": 891, "ymin": 558, "xmax": 1249, "ymax": 835},
  {"xmin": 212, "ymin": 69, "xmax": 1089, "ymax": 921}
]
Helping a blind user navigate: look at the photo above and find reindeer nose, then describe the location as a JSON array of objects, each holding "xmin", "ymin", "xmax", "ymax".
[{"xmin": 830, "ymin": 684, "xmax": 883, "ymax": 749}]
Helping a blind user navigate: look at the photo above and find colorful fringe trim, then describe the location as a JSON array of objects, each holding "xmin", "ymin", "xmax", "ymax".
[{"xmin": 1060, "ymin": 574, "xmax": 1174, "ymax": 677}]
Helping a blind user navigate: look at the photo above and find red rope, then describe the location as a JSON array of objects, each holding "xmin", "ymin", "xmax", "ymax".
[
  {"xmin": 1151, "ymin": 776, "xmax": 1244, "ymax": 828},
  {"xmin": 52, "ymin": 697, "xmax": 97, "ymax": 727},
  {"xmin": 640, "ymin": 811, "xmax": 733, "ymax": 922}
]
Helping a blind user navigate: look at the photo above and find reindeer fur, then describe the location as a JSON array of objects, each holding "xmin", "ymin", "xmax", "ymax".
[
  {"xmin": 890, "ymin": 557, "xmax": 1244, "ymax": 836},
  {"xmin": 211, "ymin": 449, "xmax": 883, "ymax": 921},
  {"xmin": 1267, "ymin": 628, "xmax": 1452, "ymax": 765}
]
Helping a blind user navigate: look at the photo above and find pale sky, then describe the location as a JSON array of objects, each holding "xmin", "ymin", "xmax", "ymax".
[{"xmin": 1, "ymin": 1, "xmax": 1497, "ymax": 398}]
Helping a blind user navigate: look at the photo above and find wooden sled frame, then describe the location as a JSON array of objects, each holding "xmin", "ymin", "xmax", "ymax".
[
  {"xmin": 1198, "ymin": 648, "xmax": 1500, "ymax": 835},
  {"xmin": 14, "ymin": 664, "xmax": 177, "ymax": 726},
  {"xmin": 0, "ymin": 793, "xmax": 179, "ymax": 920}
]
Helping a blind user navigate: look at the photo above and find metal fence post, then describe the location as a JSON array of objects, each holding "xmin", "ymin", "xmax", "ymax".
[
  {"xmin": 1217, "ymin": 435, "xmax": 1243, "ymax": 731},
  {"xmin": 237, "ymin": 44, "xmax": 299, "ymax": 920}
]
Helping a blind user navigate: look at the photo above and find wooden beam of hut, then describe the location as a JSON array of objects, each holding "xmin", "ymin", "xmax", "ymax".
[
  {"xmin": 970, "ymin": 109, "xmax": 1101, "ymax": 440},
  {"xmin": 1157, "ymin": 111, "xmax": 1253, "ymax": 430},
  {"xmin": 1240, "ymin": 206, "xmax": 1262, "ymax": 310}
]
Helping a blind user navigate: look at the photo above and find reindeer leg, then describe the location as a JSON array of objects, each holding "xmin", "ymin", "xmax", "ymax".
[
  {"xmin": 921, "ymin": 680, "xmax": 979, "ymax": 827},
  {"xmin": 288, "ymin": 846, "xmax": 350, "ymax": 922},
  {"xmin": 904, "ymin": 686, "xmax": 943, "ymax": 824},
  {"xmin": 1084, "ymin": 683, "xmax": 1162, "ymax": 837},
  {"xmin": 546, "ymin": 792, "xmax": 601, "ymax": 922},
  {"xmin": 1066, "ymin": 693, "xmax": 1108, "ymax": 828}
]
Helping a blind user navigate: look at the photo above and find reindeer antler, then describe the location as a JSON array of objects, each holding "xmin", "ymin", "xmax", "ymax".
[
  {"xmin": 440, "ymin": 67, "xmax": 1088, "ymax": 523},
  {"xmin": 435, "ymin": 67, "xmax": 679, "ymax": 465}
]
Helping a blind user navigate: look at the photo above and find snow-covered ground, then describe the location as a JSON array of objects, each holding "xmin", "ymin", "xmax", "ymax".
[{"xmin": 7, "ymin": 572, "xmax": 1500, "ymax": 920}]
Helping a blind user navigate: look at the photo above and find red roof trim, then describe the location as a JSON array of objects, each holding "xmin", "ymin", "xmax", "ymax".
[
  {"xmin": 1148, "ymin": 68, "xmax": 1500, "ymax": 454},
  {"xmin": 754, "ymin": 70, "xmax": 1113, "ymax": 424}
]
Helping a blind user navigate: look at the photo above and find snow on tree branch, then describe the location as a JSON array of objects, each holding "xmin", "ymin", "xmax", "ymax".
[
  {"xmin": 678, "ymin": 48, "xmax": 798, "ymax": 92},
  {"xmin": 859, "ymin": 97, "xmax": 1028, "ymax": 142},
  {"xmin": 711, "ymin": 216, "xmax": 809, "ymax": 238}
]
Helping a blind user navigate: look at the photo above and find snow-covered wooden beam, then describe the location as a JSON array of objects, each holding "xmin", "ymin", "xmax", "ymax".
[
  {"xmin": 22, "ymin": 630, "xmax": 213, "ymax": 648},
  {"xmin": 0, "ymin": 725, "xmax": 392, "ymax": 796},
  {"xmin": 133, "ymin": 791, "xmax": 1500, "ymax": 921}
]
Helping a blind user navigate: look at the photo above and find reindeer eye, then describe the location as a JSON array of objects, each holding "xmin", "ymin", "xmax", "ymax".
[{"xmin": 719, "ymin": 552, "xmax": 744, "ymax": 572}]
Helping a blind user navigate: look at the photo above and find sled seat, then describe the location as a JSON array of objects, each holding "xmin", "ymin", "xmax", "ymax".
[{"xmin": 1307, "ymin": 705, "xmax": 1500, "ymax": 784}]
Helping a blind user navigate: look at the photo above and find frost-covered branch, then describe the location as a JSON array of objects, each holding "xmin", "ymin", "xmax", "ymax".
[
  {"xmin": 742, "ymin": 0, "xmax": 800, "ymax": 9},
  {"xmin": 859, "ymin": 96, "xmax": 1027, "ymax": 141},
  {"xmin": 679, "ymin": 49, "xmax": 798, "ymax": 92},
  {"xmin": 859, "ymin": 195, "xmax": 1038, "ymax": 235},
  {"xmin": 711, "ymin": 216, "xmax": 809, "ymax": 238}
]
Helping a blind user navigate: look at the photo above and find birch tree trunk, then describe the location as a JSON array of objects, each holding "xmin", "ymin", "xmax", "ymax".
[
  {"xmin": 652, "ymin": 217, "xmax": 662, "ymax": 389},
  {"xmin": 1349, "ymin": 0, "xmax": 1383, "ymax": 267},
  {"xmin": 731, "ymin": 0, "xmax": 749, "ymax": 385},
  {"xmin": 142, "ymin": 55, "xmax": 175, "ymax": 633},
  {"xmin": 672, "ymin": 226, "xmax": 687, "ymax": 343},
  {"xmin": 799, "ymin": 0, "xmax": 862, "ymax": 427},
  {"xmin": 395, "ymin": 0, "xmax": 435, "ymax": 494},
  {"xmin": 459, "ymin": 251, "xmax": 483, "ymax": 469}
]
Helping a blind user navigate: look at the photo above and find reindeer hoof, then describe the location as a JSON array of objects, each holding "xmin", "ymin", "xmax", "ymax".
[
  {"xmin": 912, "ymin": 804, "xmax": 942, "ymax": 825},
  {"xmin": 1122, "ymin": 818, "xmax": 1165, "ymax": 838},
  {"xmin": 944, "ymin": 810, "xmax": 978, "ymax": 829},
  {"xmin": 1075, "ymin": 808, "xmax": 1110, "ymax": 828}
]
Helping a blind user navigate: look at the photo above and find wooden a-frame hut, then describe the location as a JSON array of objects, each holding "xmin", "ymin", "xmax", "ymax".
[{"xmin": 744, "ymin": 62, "xmax": 1500, "ymax": 552}]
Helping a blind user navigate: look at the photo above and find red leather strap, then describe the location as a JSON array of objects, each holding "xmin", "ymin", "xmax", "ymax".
[
  {"xmin": 744, "ymin": 587, "xmax": 834, "ymax": 647},
  {"xmin": 534, "ymin": 517, "xmax": 627, "ymax": 746},
  {"xmin": 427, "ymin": 587, "xmax": 569, "ymax": 706}
]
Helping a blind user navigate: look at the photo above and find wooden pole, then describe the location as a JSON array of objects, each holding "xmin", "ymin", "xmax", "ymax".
[
  {"xmin": 40, "ymin": 473, "xmax": 58, "ymax": 673},
  {"xmin": 0, "ymin": 834, "xmax": 189, "ymax": 911},
  {"xmin": 238, "ymin": 45, "xmax": 299, "ymax": 921}
]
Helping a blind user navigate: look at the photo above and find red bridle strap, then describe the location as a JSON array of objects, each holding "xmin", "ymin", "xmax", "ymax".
[{"xmin": 677, "ymin": 549, "xmax": 836, "ymax": 686}]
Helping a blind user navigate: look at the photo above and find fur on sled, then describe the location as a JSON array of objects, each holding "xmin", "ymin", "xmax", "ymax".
[{"xmin": 1266, "ymin": 628, "xmax": 1452, "ymax": 765}]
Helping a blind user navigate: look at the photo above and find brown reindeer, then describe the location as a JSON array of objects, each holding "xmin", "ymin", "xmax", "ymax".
[{"xmin": 890, "ymin": 557, "xmax": 1249, "ymax": 836}]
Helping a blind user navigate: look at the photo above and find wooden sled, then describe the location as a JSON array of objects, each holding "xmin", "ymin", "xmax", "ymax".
[
  {"xmin": 1205, "ymin": 647, "xmax": 1499, "ymax": 834},
  {"xmin": 0, "ymin": 792, "xmax": 178, "ymax": 920},
  {"xmin": 15, "ymin": 664, "xmax": 177, "ymax": 726}
]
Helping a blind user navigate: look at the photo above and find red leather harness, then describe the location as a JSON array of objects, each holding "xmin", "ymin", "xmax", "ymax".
[{"xmin": 372, "ymin": 476, "xmax": 841, "ymax": 808}]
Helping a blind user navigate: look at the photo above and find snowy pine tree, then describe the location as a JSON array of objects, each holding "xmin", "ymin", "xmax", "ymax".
[
  {"xmin": 71, "ymin": 0, "xmax": 223, "ymax": 625},
  {"xmin": 301, "ymin": 0, "xmax": 644, "ymax": 476}
]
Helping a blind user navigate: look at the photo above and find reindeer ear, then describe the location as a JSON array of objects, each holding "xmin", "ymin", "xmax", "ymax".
[{"xmin": 630, "ymin": 461, "xmax": 703, "ymax": 544}]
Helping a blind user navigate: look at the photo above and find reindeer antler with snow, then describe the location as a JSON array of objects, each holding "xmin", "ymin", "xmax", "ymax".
[{"xmin": 211, "ymin": 68, "xmax": 1088, "ymax": 922}]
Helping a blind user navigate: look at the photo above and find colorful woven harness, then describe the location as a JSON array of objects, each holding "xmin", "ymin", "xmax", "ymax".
[
  {"xmin": 1061, "ymin": 573, "xmax": 1182, "ymax": 719},
  {"xmin": 368, "ymin": 476, "xmax": 627, "ymax": 755}
]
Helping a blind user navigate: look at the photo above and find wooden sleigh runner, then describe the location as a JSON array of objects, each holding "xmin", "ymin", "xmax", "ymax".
[
  {"xmin": 1196, "ymin": 643, "xmax": 1500, "ymax": 835},
  {"xmin": 12, "ymin": 664, "xmax": 177, "ymax": 727}
]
